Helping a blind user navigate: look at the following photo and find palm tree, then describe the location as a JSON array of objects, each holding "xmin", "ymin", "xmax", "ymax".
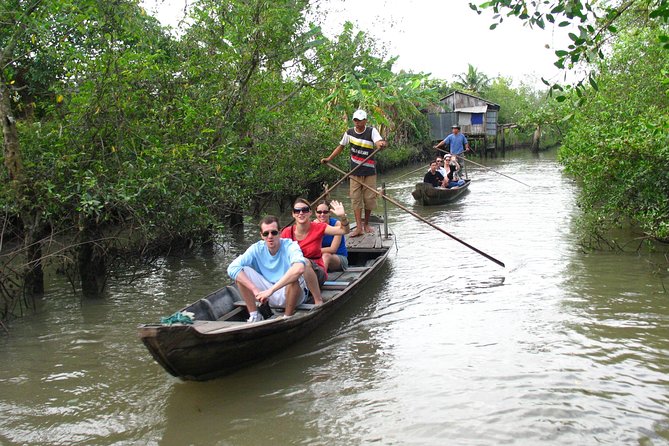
[{"xmin": 455, "ymin": 64, "xmax": 490, "ymax": 94}]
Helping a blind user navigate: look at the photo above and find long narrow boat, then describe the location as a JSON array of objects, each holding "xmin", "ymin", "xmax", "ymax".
[
  {"xmin": 411, "ymin": 180, "xmax": 471, "ymax": 205},
  {"xmin": 137, "ymin": 222, "xmax": 393, "ymax": 381}
]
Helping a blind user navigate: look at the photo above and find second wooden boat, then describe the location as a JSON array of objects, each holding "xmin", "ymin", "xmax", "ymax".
[{"xmin": 411, "ymin": 180, "xmax": 471, "ymax": 205}]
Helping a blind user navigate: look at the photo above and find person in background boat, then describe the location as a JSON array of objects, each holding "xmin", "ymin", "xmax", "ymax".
[
  {"xmin": 228, "ymin": 215, "xmax": 307, "ymax": 323},
  {"xmin": 435, "ymin": 157, "xmax": 447, "ymax": 178},
  {"xmin": 434, "ymin": 125, "xmax": 470, "ymax": 178},
  {"xmin": 314, "ymin": 200, "xmax": 349, "ymax": 273},
  {"xmin": 282, "ymin": 198, "xmax": 350, "ymax": 305},
  {"xmin": 446, "ymin": 171, "xmax": 466, "ymax": 188},
  {"xmin": 321, "ymin": 109, "xmax": 387, "ymax": 237},
  {"xmin": 423, "ymin": 161, "xmax": 445, "ymax": 188},
  {"xmin": 447, "ymin": 155, "xmax": 462, "ymax": 181}
]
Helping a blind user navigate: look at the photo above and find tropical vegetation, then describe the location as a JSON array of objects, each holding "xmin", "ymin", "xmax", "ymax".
[
  {"xmin": 473, "ymin": 0, "xmax": 669, "ymax": 247},
  {"xmin": 0, "ymin": 0, "xmax": 437, "ymax": 319},
  {"xmin": 2, "ymin": 0, "xmax": 666, "ymax": 322}
]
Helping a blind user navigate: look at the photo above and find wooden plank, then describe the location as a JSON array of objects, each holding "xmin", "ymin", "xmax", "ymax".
[
  {"xmin": 326, "ymin": 271, "xmax": 345, "ymax": 282},
  {"xmin": 194, "ymin": 320, "xmax": 246, "ymax": 333},
  {"xmin": 344, "ymin": 266, "xmax": 371, "ymax": 272},
  {"xmin": 337, "ymin": 272, "xmax": 362, "ymax": 282},
  {"xmin": 321, "ymin": 290, "xmax": 338, "ymax": 300},
  {"xmin": 323, "ymin": 281, "xmax": 349, "ymax": 286},
  {"xmin": 322, "ymin": 283, "xmax": 349, "ymax": 290},
  {"xmin": 233, "ymin": 301, "xmax": 316, "ymax": 311}
]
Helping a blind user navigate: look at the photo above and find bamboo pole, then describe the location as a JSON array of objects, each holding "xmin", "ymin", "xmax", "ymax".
[
  {"xmin": 310, "ymin": 146, "xmax": 383, "ymax": 207},
  {"xmin": 326, "ymin": 162, "xmax": 505, "ymax": 268},
  {"xmin": 437, "ymin": 148, "xmax": 531, "ymax": 188}
]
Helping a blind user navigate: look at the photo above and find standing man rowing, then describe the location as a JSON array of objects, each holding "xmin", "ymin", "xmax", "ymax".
[
  {"xmin": 321, "ymin": 109, "xmax": 387, "ymax": 237},
  {"xmin": 434, "ymin": 125, "xmax": 470, "ymax": 178}
]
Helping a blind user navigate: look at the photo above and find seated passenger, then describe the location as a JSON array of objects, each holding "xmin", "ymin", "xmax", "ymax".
[
  {"xmin": 436, "ymin": 157, "xmax": 447, "ymax": 177},
  {"xmin": 423, "ymin": 161, "xmax": 445, "ymax": 188},
  {"xmin": 281, "ymin": 198, "xmax": 350, "ymax": 305},
  {"xmin": 448, "ymin": 155, "xmax": 462, "ymax": 179},
  {"xmin": 446, "ymin": 171, "xmax": 465, "ymax": 188},
  {"xmin": 227, "ymin": 215, "xmax": 306, "ymax": 323},
  {"xmin": 314, "ymin": 200, "xmax": 349, "ymax": 273}
]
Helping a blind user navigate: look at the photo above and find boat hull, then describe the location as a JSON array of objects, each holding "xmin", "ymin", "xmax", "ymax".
[
  {"xmin": 411, "ymin": 180, "xmax": 471, "ymax": 205},
  {"xmin": 138, "ymin": 228, "xmax": 393, "ymax": 381}
]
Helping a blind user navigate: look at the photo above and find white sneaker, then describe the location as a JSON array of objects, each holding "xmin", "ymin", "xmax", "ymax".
[{"xmin": 247, "ymin": 312, "xmax": 263, "ymax": 323}]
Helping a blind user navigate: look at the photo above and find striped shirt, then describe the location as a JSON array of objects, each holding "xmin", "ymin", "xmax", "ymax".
[{"xmin": 340, "ymin": 126, "xmax": 383, "ymax": 176}]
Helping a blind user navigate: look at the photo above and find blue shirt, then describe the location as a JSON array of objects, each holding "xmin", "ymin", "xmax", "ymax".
[
  {"xmin": 442, "ymin": 133, "xmax": 468, "ymax": 155},
  {"xmin": 322, "ymin": 217, "xmax": 348, "ymax": 257},
  {"xmin": 227, "ymin": 239, "xmax": 306, "ymax": 283}
]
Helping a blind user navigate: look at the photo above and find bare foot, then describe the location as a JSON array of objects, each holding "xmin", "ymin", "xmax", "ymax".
[
  {"xmin": 349, "ymin": 228, "xmax": 363, "ymax": 237},
  {"xmin": 364, "ymin": 225, "xmax": 375, "ymax": 234}
]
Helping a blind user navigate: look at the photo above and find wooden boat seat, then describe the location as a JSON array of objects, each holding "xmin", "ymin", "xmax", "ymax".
[
  {"xmin": 322, "ymin": 280, "xmax": 350, "ymax": 290},
  {"xmin": 232, "ymin": 301, "xmax": 316, "ymax": 312}
]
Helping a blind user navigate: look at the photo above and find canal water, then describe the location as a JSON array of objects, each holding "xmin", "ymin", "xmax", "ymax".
[{"xmin": 1, "ymin": 149, "xmax": 668, "ymax": 445}]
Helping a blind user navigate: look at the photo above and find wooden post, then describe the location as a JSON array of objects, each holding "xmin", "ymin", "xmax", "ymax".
[
  {"xmin": 382, "ymin": 183, "xmax": 389, "ymax": 239},
  {"xmin": 501, "ymin": 127, "xmax": 506, "ymax": 155}
]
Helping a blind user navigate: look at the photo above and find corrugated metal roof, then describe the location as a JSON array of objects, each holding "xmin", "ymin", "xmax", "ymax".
[
  {"xmin": 440, "ymin": 90, "xmax": 501, "ymax": 108},
  {"xmin": 454, "ymin": 105, "xmax": 488, "ymax": 113}
]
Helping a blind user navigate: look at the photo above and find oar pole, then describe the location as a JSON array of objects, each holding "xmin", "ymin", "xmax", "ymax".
[
  {"xmin": 437, "ymin": 148, "xmax": 531, "ymax": 188},
  {"xmin": 395, "ymin": 163, "xmax": 430, "ymax": 181},
  {"xmin": 326, "ymin": 162, "xmax": 505, "ymax": 268},
  {"xmin": 310, "ymin": 146, "xmax": 383, "ymax": 207}
]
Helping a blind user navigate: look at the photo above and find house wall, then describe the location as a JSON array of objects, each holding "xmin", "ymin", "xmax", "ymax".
[{"xmin": 428, "ymin": 112, "xmax": 457, "ymax": 140}]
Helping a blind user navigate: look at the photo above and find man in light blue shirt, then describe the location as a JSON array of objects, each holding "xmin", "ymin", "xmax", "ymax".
[
  {"xmin": 434, "ymin": 125, "xmax": 471, "ymax": 156},
  {"xmin": 228, "ymin": 215, "xmax": 306, "ymax": 322},
  {"xmin": 434, "ymin": 125, "xmax": 471, "ymax": 177}
]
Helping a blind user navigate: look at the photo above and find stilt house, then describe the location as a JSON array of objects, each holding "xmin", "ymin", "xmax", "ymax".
[{"xmin": 428, "ymin": 91, "xmax": 500, "ymax": 152}]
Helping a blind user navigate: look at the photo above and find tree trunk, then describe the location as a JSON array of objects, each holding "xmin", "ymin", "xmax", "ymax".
[
  {"xmin": 531, "ymin": 124, "xmax": 542, "ymax": 153},
  {"xmin": 2, "ymin": 76, "xmax": 45, "ymax": 295},
  {"xmin": 1, "ymin": 82, "xmax": 23, "ymax": 182},
  {"xmin": 78, "ymin": 229, "xmax": 107, "ymax": 298}
]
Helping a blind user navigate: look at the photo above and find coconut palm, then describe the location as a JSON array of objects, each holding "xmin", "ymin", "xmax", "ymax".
[{"xmin": 455, "ymin": 64, "xmax": 490, "ymax": 94}]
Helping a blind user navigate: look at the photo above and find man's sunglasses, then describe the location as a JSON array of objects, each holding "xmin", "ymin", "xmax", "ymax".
[
  {"xmin": 316, "ymin": 210, "xmax": 329, "ymax": 215},
  {"xmin": 261, "ymin": 229, "xmax": 279, "ymax": 237},
  {"xmin": 293, "ymin": 207, "xmax": 310, "ymax": 214}
]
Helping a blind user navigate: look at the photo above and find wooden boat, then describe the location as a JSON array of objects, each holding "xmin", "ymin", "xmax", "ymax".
[
  {"xmin": 137, "ymin": 222, "xmax": 393, "ymax": 381},
  {"xmin": 411, "ymin": 180, "xmax": 471, "ymax": 205}
]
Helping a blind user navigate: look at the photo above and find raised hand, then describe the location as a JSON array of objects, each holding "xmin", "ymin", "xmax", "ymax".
[{"xmin": 330, "ymin": 199, "xmax": 346, "ymax": 218}]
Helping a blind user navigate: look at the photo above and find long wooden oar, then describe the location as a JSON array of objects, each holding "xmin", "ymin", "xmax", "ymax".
[
  {"xmin": 282, "ymin": 147, "xmax": 384, "ymax": 230},
  {"xmin": 310, "ymin": 146, "xmax": 383, "ymax": 207},
  {"xmin": 395, "ymin": 162, "xmax": 430, "ymax": 181},
  {"xmin": 437, "ymin": 148, "xmax": 531, "ymax": 188},
  {"xmin": 326, "ymin": 162, "xmax": 505, "ymax": 268}
]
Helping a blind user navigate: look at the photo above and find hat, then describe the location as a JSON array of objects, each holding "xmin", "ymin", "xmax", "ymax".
[
  {"xmin": 352, "ymin": 109, "xmax": 367, "ymax": 120},
  {"xmin": 452, "ymin": 124, "xmax": 460, "ymax": 129}
]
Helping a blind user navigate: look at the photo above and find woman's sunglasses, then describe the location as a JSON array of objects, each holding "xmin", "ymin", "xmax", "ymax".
[
  {"xmin": 261, "ymin": 229, "xmax": 279, "ymax": 237},
  {"xmin": 293, "ymin": 207, "xmax": 311, "ymax": 214},
  {"xmin": 315, "ymin": 210, "xmax": 329, "ymax": 215}
]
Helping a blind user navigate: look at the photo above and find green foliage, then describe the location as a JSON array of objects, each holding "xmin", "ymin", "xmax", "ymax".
[
  {"xmin": 471, "ymin": 0, "xmax": 669, "ymax": 98},
  {"xmin": 484, "ymin": 77, "xmax": 537, "ymax": 124},
  {"xmin": 474, "ymin": 0, "xmax": 669, "ymax": 247},
  {"xmin": 375, "ymin": 144, "xmax": 424, "ymax": 172},
  {"xmin": 454, "ymin": 64, "xmax": 491, "ymax": 95},
  {"xmin": 559, "ymin": 26, "xmax": 669, "ymax": 242},
  {"xmin": 1, "ymin": 0, "xmax": 438, "ymax": 304}
]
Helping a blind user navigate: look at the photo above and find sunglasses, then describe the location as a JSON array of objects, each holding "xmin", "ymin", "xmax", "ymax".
[
  {"xmin": 293, "ymin": 207, "xmax": 310, "ymax": 214},
  {"xmin": 316, "ymin": 210, "xmax": 329, "ymax": 215},
  {"xmin": 261, "ymin": 229, "xmax": 279, "ymax": 237}
]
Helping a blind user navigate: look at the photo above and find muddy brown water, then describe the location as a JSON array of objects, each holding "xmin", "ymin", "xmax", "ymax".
[{"xmin": 1, "ymin": 149, "xmax": 668, "ymax": 445}]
